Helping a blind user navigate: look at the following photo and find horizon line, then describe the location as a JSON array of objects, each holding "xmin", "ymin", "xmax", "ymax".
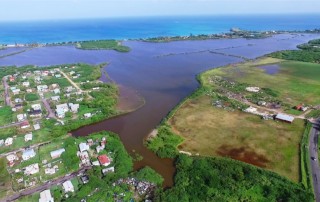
[{"xmin": 0, "ymin": 13, "xmax": 320, "ymax": 23}]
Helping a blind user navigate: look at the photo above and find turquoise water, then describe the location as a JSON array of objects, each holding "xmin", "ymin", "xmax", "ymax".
[{"xmin": 0, "ymin": 15, "xmax": 320, "ymax": 44}]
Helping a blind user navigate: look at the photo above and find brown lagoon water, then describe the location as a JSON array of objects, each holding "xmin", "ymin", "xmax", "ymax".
[{"xmin": 1, "ymin": 34, "xmax": 319, "ymax": 186}]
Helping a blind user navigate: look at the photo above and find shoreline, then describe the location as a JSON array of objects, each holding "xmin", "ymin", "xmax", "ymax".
[{"xmin": 1, "ymin": 28, "xmax": 320, "ymax": 48}]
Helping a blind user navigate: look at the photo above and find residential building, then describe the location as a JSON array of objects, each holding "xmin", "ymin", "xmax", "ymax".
[
  {"xmin": 96, "ymin": 145, "xmax": 105, "ymax": 153},
  {"xmin": 29, "ymin": 110, "xmax": 42, "ymax": 118},
  {"xmin": 22, "ymin": 81, "xmax": 30, "ymax": 87},
  {"xmin": 45, "ymin": 168, "xmax": 56, "ymax": 175},
  {"xmin": 62, "ymin": 180, "xmax": 74, "ymax": 193},
  {"xmin": 39, "ymin": 189, "xmax": 54, "ymax": 202},
  {"xmin": 102, "ymin": 167, "xmax": 115, "ymax": 176},
  {"xmin": 26, "ymin": 88, "xmax": 33, "ymax": 93},
  {"xmin": 51, "ymin": 96, "xmax": 60, "ymax": 101},
  {"xmin": 24, "ymin": 163, "xmax": 39, "ymax": 175},
  {"xmin": 24, "ymin": 133, "xmax": 33, "ymax": 142},
  {"xmin": 98, "ymin": 155, "xmax": 111, "ymax": 166},
  {"xmin": 34, "ymin": 123, "xmax": 41, "ymax": 130},
  {"xmin": 22, "ymin": 149, "xmax": 36, "ymax": 161},
  {"xmin": 12, "ymin": 89, "xmax": 20, "ymax": 95},
  {"xmin": 50, "ymin": 148, "xmax": 65, "ymax": 159},
  {"xmin": 275, "ymin": 113, "xmax": 295, "ymax": 123},
  {"xmin": 65, "ymin": 86, "xmax": 73, "ymax": 93},
  {"xmin": 84, "ymin": 113, "xmax": 92, "ymax": 119},
  {"xmin": 0, "ymin": 139, "xmax": 4, "ymax": 146},
  {"xmin": 80, "ymin": 175, "xmax": 89, "ymax": 184},
  {"xmin": 68, "ymin": 103, "xmax": 79, "ymax": 113},
  {"xmin": 55, "ymin": 74, "xmax": 61, "ymax": 78},
  {"xmin": 17, "ymin": 114, "xmax": 27, "ymax": 122},
  {"xmin": 79, "ymin": 143, "xmax": 89, "ymax": 152},
  {"xmin": 31, "ymin": 104, "xmax": 42, "ymax": 111},
  {"xmin": 56, "ymin": 103, "xmax": 69, "ymax": 118},
  {"xmin": 20, "ymin": 121, "xmax": 30, "ymax": 129},
  {"xmin": 37, "ymin": 85, "xmax": 48, "ymax": 92},
  {"xmin": 53, "ymin": 89, "xmax": 60, "ymax": 94},
  {"xmin": 14, "ymin": 98, "xmax": 23, "ymax": 103},
  {"xmin": 5, "ymin": 137, "xmax": 13, "ymax": 146},
  {"xmin": 6, "ymin": 154, "xmax": 18, "ymax": 162}
]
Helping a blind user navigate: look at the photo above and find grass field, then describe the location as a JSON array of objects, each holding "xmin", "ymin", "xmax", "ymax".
[
  {"xmin": 165, "ymin": 57, "xmax": 320, "ymax": 182},
  {"xmin": 202, "ymin": 57, "xmax": 320, "ymax": 106},
  {"xmin": 169, "ymin": 96, "xmax": 305, "ymax": 182},
  {"xmin": 0, "ymin": 158, "xmax": 12, "ymax": 199}
]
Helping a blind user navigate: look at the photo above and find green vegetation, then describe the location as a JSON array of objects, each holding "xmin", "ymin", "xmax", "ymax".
[
  {"xmin": 25, "ymin": 93, "xmax": 39, "ymax": 101},
  {"xmin": 132, "ymin": 166, "xmax": 164, "ymax": 186},
  {"xmin": 167, "ymin": 95, "xmax": 305, "ymax": 181},
  {"xmin": 306, "ymin": 110, "xmax": 320, "ymax": 119},
  {"xmin": 0, "ymin": 158, "xmax": 11, "ymax": 199},
  {"xmin": 77, "ymin": 40, "xmax": 130, "ymax": 52},
  {"xmin": 270, "ymin": 38, "xmax": 320, "ymax": 63},
  {"xmin": 300, "ymin": 122, "xmax": 313, "ymax": 191},
  {"xmin": 156, "ymin": 155, "xmax": 313, "ymax": 202},
  {"xmin": 146, "ymin": 124, "xmax": 183, "ymax": 158},
  {"xmin": 66, "ymin": 132, "xmax": 135, "ymax": 202},
  {"xmin": 0, "ymin": 106, "xmax": 13, "ymax": 125}
]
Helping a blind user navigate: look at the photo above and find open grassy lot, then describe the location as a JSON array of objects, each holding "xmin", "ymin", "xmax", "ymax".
[
  {"xmin": 164, "ymin": 57, "xmax": 320, "ymax": 182},
  {"xmin": 169, "ymin": 96, "xmax": 305, "ymax": 182},
  {"xmin": 202, "ymin": 57, "xmax": 320, "ymax": 106},
  {"xmin": 0, "ymin": 106, "xmax": 13, "ymax": 125},
  {"xmin": 0, "ymin": 158, "xmax": 12, "ymax": 199}
]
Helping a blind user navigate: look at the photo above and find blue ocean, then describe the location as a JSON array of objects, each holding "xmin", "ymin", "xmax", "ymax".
[{"xmin": 0, "ymin": 15, "xmax": 320, "ymax": 44}]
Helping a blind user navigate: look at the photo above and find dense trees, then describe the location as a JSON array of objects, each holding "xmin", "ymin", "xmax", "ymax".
[
  {"xmin": 146, "ymin": 124, "xmax": 183, "ymax": 158},
  {"xmin": 270, "ymin": 38, "xmax": 320, "ymax": 63},
  {"xmin": 156, "ymin": 155, "xmax": 313, "ymax": 202}
]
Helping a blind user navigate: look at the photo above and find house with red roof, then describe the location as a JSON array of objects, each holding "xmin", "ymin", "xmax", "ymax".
[{"xmin": 98, "ymin": 155, "xmax": 111, "ymax": 166}]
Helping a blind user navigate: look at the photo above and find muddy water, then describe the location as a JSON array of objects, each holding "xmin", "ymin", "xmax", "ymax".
[{"xmin": 1, "ymin": 34, "xmax": 320, "ymax": 187}]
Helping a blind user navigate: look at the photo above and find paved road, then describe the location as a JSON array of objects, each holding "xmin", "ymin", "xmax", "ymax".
[
  {"xmin": 309, "ymin": 120, "xmax": 320, "ymax": 202},
  {"xmin": 2, "ymin": 77, "xmax": 11, "ymax": 106},
  {"xmin": 0, "ymin": 166, "xmax": 91, "ymax": 202},
  {"xmin": 57, "ymin": 69, "xmax": 82, "ymax": 92},
  {"xmin": 41, "ymin": 98, "xmax": 56, "ymax": 119},
  {"xmin": 0, "ymin": 141, "xmax": 50, "ymax": 158}
]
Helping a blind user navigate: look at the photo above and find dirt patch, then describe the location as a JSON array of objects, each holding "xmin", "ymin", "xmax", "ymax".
[{"xmin": 216, "ymin": 145, "xmax": 269, "ymax": 168}]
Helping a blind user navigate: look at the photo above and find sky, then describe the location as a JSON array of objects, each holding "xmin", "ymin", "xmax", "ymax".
[{"xmin": 0, "ymin": 0, "xmax": 319, "ymax": 21}]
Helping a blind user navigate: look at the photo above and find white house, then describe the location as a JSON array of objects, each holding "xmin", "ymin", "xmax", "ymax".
[
  {"xmin": 22, "ymin": 149, "xmax": 36, "ymax": 161},
  {"xmin": 56, "ymin": 108, "xmax": 65, "ymax": 119},
  {"xmin": 34, "ymin": 123, "xmax": 41, "ymax": 130},
  {"xmin": 56, "ymin": 103, "xmax": 69, "ymax": 118},
  {"xmin": 84, "ymin": 113, "xmax": 92, "ymax": 119},
  {"xmin": 24, "ymin": 163, "xmax": 39, "ymax": 175},
  {"xmin": 65, "ymin": 86, "xmax": 73, "ymax": 93},
  {"xmin": 55, "ymin": 74, "xmax": 61, "ymax": 78},
  {"xmin": 39, "ymin": 189, "xmax": 54, "ymax": 202},
  {"xmin": 22, "ymin": 81, "xmax": 30, "ymax": 87},
  {"xmin": 68, "ymin": 103, "xmax": 79, "ymax": 113},
  {"xmin": 26, "ymin": 88, "xmax": 33, "ymax": 93},
  {"xmin": 17, "ymin": 114, "xmax": 27, "ymax": 122},
  {"xmin": 53, "ymin": 89, "xmax": 60, "ymax": 94},
  {"xmin": 56, "ymin": 103, "xmax": 69, "ymax": 112},
  {"xmin": 6, "ymin": 154, "xmax": 18, "ymax": 162},
  {"xmin": 24, "ymin": 133, "xmax": 33, "ymax": 142},
  {"xmin": 12, "ymin": 89, "xmax": 20, "ymax": 95},
  {"xmin": 62, "ymin": 180, "xmax": 74, "ymax": 193},
  {"xmin": 51, "ymin": 96, "xmax": 60, "ymax": 101},
  {"xmin": 37, "ymin": 85, "xmax": 48, "ymax": 92},
  {"xmin": 14, "ymin": 98, "xmax": 23, "ymax": 103},
  {"xmin": 50, "ymin": 148, "xmax": 65, "ymax": 159},
  {"xmin": 79, "ymin": 143, "xmax": 89, "ymax": 152},
  {"xmin": 5, "ymin": 138, "xmax": 13, "ymax": 146},
  {"xmin": 31, "ymin": 104, "xmax": 42, "ymax": 111}
]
